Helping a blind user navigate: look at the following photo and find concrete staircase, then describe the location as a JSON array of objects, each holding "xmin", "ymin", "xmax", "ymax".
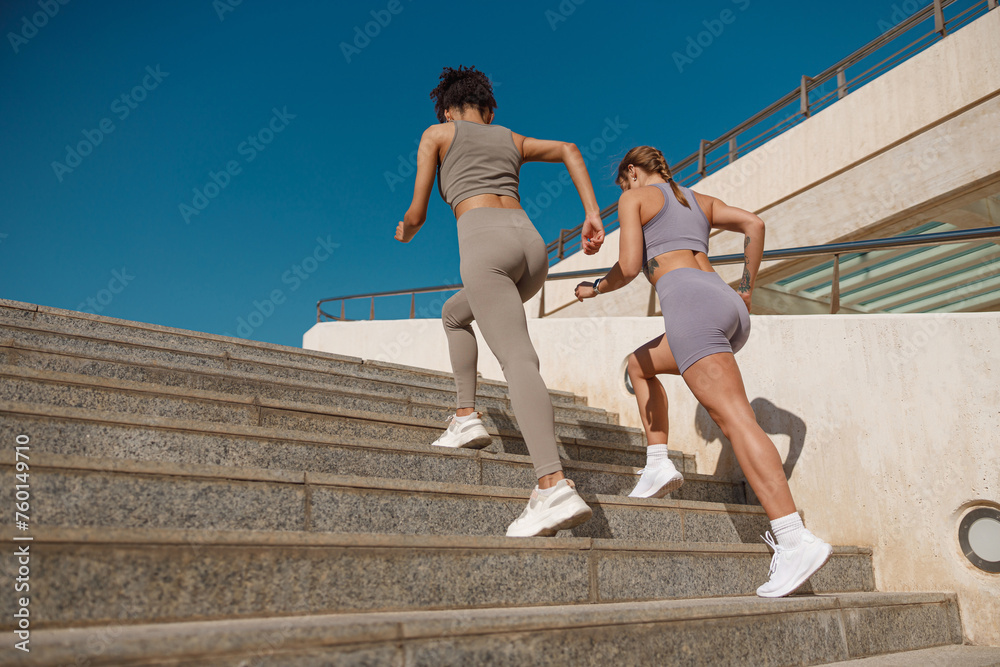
[{"xmin": 0, "ymin": 298, "xmax": 984, "ymax": 666}]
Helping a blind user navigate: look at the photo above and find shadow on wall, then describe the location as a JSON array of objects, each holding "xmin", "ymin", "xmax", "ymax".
[{"xmin": 694, "ymin": 398, "xmax": 806, "ymax": 482}]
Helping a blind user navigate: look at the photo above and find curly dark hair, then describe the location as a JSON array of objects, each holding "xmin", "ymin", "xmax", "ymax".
[{"xmin": 429, "ymin": 65, "xmax": 497, "ymax": 123}]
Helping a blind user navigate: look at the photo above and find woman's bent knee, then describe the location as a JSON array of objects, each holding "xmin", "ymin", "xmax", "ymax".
[
  {"xmin": 442, "ymin": 302, "xmax": 464, "ymax": 331},
  {"xmin": 627, "ymin": 352, "xmax": 648, "ymax": 381},
  {"xmin": 500, "ymin": 349, "xmax": 540, "ymax": 374}
]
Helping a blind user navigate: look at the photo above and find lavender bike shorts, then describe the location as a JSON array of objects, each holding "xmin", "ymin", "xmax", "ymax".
[{"xmin": 655, "ymin": 268, "xmax": 751, "ymax": 374}]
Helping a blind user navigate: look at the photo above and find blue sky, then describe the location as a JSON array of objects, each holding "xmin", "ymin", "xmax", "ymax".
[{"xmin": 1, "ymin": 0, "xmax": 915, "ymax": 346}]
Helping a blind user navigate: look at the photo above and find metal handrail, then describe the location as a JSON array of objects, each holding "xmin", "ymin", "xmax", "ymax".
[
  {"xmin": 316, "ymin": 227, "xmax": 1000, "ymax": 321},
  {"xmin": 542, "ymin": 0, "xmax": 994, "ymax": 263},
  {"xmin": 672, "ymin": 0, "xmax": 983, "ymax": 183}
]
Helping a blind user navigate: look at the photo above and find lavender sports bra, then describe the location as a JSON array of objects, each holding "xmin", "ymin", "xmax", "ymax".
[{"xmin": 641, "ymin": 183, "xmax": 711, "ymax": 267}]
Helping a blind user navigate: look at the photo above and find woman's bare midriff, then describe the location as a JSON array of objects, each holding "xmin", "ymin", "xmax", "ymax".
[
  {"xmin": 454, "ymin": 194, "xmax": 522, "ymax": 219},
  {"xmin": 644, "ymin": 249, "xmax": 714, "ymax": 287}
]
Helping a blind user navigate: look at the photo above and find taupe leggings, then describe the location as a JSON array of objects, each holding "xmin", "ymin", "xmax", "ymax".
[{"xmin": 441, "ymin": 206, "xmax": 563, "ymax": 478}]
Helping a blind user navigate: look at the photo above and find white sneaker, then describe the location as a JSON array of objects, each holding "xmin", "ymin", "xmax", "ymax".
[
  {"xmin": 628, "ymin": 459, "xmax": 684, "ymax": 498},
  {"xmin": 505, "ymin": 479, "xmax": 593, "ymax": 537},
  {"xmin": 431, "ymin": 412, "xmax": 492, "ymax": 449},
  {"xmin": 756, "ymin": 529, "xmax": 833, "ymax": 598}
]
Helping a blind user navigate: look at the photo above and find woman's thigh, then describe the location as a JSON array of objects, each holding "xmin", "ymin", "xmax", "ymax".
[{"xmin": 681, "ymin": 352, "xmax": 755, "ymax": 426}]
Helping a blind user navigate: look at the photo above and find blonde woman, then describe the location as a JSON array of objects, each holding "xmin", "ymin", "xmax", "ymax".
[{"xmin": 574, "ymin": 146, "xmax": 832, "ymax": 597}]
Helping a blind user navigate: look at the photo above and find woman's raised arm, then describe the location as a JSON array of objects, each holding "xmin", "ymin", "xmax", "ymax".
[
  {"xmin": 573, "ymin": 189, "xmax": 645, "ymax": 300},
  {"xmin": 705, "ymin": 195, "xmax": 765, "ymax": 311},
  {"xmin": 518, "ymin": 135, "xmax": 604, "ymax": 255},
  {"xmin": 395, "ymin": 125, "xmax": 443, "ymax": 243}
]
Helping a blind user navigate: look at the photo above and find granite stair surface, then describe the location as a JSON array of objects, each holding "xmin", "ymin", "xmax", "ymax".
[{"xmin": 0, "ymin": 299, "xmax": 970, "ymax": 665}]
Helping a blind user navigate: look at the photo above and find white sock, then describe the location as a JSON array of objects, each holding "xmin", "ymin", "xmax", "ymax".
[
  {"xmin": 770, "ymin": 512, "xmax": 805, "ymax": 549},
  {"xmin": 454, "ymin": 412, "xmax": 475, "ymax": 423},
  {"xmin": 536, "ymin": 484, "xmax": 556, "ymax": 497},
  {"xmin": 645, "ymin": 444, "xmax": 671, "ymax": 468}
]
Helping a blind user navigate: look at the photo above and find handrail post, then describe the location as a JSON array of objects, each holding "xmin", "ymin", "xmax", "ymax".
[
  {"xmin": 538, "ymin": 284, "xmax": 546, "ymax": 318},
  {"xmin": 316, "ymin": 303, "xmax": 322, "ymax": 323},
  {"xmin": 369, "ymin": 297, "xmax": 375, "ymax": 321},
  {"xmin": 728, "ymin": 137, "xmax": 737, "ymax": 164},
  {"xmin": 933, "ymin": 0, "xmax": 947, "ymax": 36},
  {"xmin": 557, "ymin": 229, "xmax": 566, "ymax": 260},
  {"xmin": 409, "ymin": 293, "xmax": 415, "ymax": 319},
  {"xmin": 990, "ymin": 0, "xmax": 997, "ymax": 11},
  {"xmin": 830, "ymin": 254, "xmax": 841, "ymax": 314},
  {"xmin": 800, "ymin": 75, "xmax": 811, "ymax": 117},
  {"xmin": 340, "ymin": 300, "xmax": 345, "ymax": 320},
  {"xmin": 647, "ymin": 285, "xmax": 657, "ymax": 317},
  {"xmin": 837, "ymin": 67, "xmax": 847, "ymax": 100},
  {"xmin": 697, "ymin": 140, "xmax": 707, "ymax": 177}
]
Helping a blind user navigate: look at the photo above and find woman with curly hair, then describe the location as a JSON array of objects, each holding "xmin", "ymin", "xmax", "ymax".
[
  {"xmin": 395, "ymin": 65, "xmax": 604, "ymax": 537},
  {"xmin": 574, "ymin": 146, "xmax": 832, "ymax": 597}
]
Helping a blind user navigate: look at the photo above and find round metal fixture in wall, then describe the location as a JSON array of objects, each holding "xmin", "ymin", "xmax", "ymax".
[
  {"xmin": 623, "ymin": 357, "xmax": 634, "ymax": 396},
  {"xmin": 959, "ymin": 506, "xmax": 1000, "ymax": 574}
]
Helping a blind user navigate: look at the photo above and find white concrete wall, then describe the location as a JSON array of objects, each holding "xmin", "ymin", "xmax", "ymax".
[
  {"xmin": 702, "ymin": 6, "xmax": 1000, "ymax": 214},
  {"xmin": 535, "ymin": 8, "xmax": 1000, "ymax": 313},
  {"xmin": 304, "ymin": 312, "xmax": 1000, "ymax": 645}
]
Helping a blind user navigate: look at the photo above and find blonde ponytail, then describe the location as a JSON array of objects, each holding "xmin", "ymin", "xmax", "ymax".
[{"xmin": 616, "ymin": 146, "xmax": 691, "ymax": 209}]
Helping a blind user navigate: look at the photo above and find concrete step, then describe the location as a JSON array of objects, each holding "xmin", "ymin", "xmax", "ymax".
[
  {"xmin": 0, "ymin": 526, "xmax": 875, "ymax": 630},
  {"xmin": 0, "ymin": 402, "xmax": 734, "ymax": 503},
  {"xmin": 11, "ymin": 593, "xmax": 962, "ymax": 667},
  {"xmin": 0, "ymin": 338, "xmax": 618, "ymax": 430},
  {"xmin": 0, "ymin": 299, "xmax": 588, "ymax": 408},
  {"xmin": 0, "ymin": 453, "xmax": 766, "ymax": 542},
  {"xmin": 827, "ymin": 645, "xmax": 1000, "ymax": 665},
  {"xmin": 0, "ymin": 365, "xmax": 652, "ymax": 466}
]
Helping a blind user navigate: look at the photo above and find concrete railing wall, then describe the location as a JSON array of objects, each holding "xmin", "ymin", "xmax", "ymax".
[{"xmin": 304, "ymin": 312, "xmax": 1000, "ymax": 645}]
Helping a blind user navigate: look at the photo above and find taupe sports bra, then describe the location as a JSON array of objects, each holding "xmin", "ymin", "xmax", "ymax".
[{"xmin": 437, "ymin": 120, "xmax": 522, "ymax": 217}]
